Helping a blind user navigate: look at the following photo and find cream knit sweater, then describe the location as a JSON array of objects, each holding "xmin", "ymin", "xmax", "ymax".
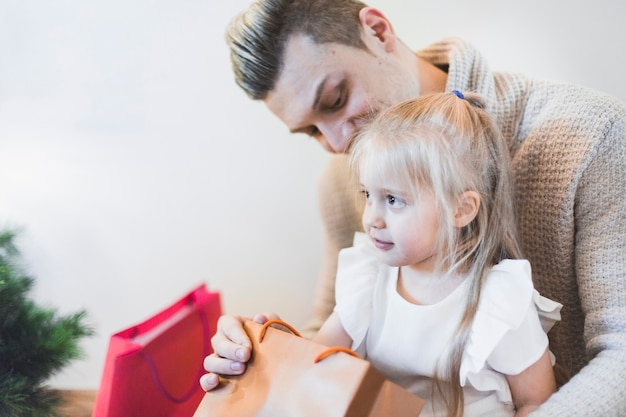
[{"xmin": 307, "ymin": 38, "xmax": 626, "ymax": 416}]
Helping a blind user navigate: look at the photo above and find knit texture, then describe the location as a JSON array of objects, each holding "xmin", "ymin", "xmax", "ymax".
[{"xmin": 309, "ymin": 38, "xmax": 626, "ymax": 415}]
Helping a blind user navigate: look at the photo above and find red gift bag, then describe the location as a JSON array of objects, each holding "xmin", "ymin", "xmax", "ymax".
[{"xmin": 92, "ymin": 284, "xmax": 221, "ymax": 417}]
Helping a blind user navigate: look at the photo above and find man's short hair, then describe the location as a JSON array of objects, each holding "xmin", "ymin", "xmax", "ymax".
[{"xmin": 225, "ymin": 0, "xmax": 368, "ymax": 100}]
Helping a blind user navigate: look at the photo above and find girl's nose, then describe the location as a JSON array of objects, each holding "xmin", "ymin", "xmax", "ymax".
[{"xmin": 363, "ymin": 204, "xmax": 385, "ymax": 230}]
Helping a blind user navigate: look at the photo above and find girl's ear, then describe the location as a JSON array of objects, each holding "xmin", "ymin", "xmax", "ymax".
[{"xmin": 454, "ymin": 191, "xmax": 480, "ymax": 228}]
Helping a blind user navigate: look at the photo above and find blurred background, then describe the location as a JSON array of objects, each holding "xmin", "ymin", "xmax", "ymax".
[{"xmin": 1, "ymin": 0, "xmax": 624, "ymax": 389}]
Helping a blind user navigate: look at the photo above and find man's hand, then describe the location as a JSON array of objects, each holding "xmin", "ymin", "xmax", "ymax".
[{"xmin": 199, "ymin": 313, "xmax": 279, "ymax": 391}]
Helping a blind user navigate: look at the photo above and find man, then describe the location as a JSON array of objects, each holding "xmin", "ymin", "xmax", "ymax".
[{"xmin": 203, "ymin": 0, "xmax": 626, "ymax": 415}]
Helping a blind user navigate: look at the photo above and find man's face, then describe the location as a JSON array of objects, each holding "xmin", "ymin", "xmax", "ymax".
[{"xmin": 264, "ymin": 34, "xmax": 421, "ymax": 153}]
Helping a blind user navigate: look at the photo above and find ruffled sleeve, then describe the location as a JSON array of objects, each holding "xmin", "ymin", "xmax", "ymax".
[
  {"xmin": 460, "ymin": 259, "xmax": 562, "ymax": 402},
  {"xmin": 333, "ymin": 232, "xmax": 380, "ymax": 350}
]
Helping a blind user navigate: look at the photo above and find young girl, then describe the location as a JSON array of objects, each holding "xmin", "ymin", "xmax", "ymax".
[{"xmin": 312, "ymin": 91, "xmax": 562, "ymax": 417}]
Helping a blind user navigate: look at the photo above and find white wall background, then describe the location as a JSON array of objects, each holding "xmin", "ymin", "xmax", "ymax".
[{"xmin": 1, "ymin": 0, "xmax": 624, "ymax": 390}]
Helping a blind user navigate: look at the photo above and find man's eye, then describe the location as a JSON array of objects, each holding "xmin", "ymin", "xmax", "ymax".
[
  {"xmin": 321, "ymin": 95, "xmax": 341, "ymax": 111},
  {"xmin": 308, "ymin": 126, "xmax": 321, "ymax": 137},
  {"xmin": 322, "ymin": 81, "xmax": 346, "ymax": 111},
  {"xmin": 330, "ymin": 94, "xmax": 343, "ymax": 110}
]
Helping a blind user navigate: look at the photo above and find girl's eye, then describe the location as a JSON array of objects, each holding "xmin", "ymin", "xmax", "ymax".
[
  {"xmin": 360, "ymin": 190, "xmax": 370, "ymax": 199},
  {"xmin": 387, "ymin": 195, "xmax": 406, "ymax": 208}
]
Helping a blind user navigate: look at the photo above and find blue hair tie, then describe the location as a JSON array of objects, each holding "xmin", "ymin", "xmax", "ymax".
[{"xmin": 451, "ymin": 89, "xmax": 465, "ymax": 99}]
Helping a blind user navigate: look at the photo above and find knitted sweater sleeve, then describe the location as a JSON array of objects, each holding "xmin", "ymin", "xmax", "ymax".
[
  {"xmin": 300, "ymin": 155, "xmax": 363, "ymax": 339},
  {"xmin": 531, "ymin": 96, "xmax": 626, "ymax": 417}
]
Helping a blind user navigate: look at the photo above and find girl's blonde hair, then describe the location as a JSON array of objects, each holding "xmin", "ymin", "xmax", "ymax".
[{"xmin": 349, "ymin": 91, "xmax": 522, "ymax": 417}]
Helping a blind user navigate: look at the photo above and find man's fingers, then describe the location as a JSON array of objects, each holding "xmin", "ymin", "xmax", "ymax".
[
  {"xmin": 216, "ymin": 315, "xmax": 252, "ymax": 348},
  {"xmin": 203, "ymin": 352, "xmax": 247, "ymax": 375},
  {"xmin": 199, "ymin": 372, "xmax": 220, "ymax": 392}
]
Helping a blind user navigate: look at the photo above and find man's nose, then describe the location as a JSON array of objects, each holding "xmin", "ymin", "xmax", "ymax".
[{"xmin": 318, "ymin": 120, "xmax": 356, "ymax": 154}]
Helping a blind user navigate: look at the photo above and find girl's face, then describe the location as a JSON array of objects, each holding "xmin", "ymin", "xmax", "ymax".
[{"xmin": 360, "ymin": 172, "xmax": 441, "ymax": 273}]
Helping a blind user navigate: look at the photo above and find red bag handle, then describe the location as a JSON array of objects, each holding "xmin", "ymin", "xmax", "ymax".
[{"xmin": 139, "ymin": 299, "xmax": 211, "ymax": 403}]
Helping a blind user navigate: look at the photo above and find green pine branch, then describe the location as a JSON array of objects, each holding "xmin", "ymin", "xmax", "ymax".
[{"xmin": 0, "ymin": 229, "xmax": 94, "ymax": 416}]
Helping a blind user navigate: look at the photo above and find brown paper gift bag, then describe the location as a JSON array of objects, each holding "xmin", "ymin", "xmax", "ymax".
[{"xmin": 194, "ymin": 320, "xmax": 424, "ymax": 417}]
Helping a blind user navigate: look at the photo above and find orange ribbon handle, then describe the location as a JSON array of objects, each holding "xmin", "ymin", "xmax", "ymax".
[
  {"xmin": 314, "ymin": 346, "xmax": 360, "ymax": 363},
  {"xmin": 257, "ymin": 319, "xmax": 302, "ymax": 342}
]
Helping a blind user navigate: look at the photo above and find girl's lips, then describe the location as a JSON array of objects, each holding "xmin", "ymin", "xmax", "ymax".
[{"xmin": 371, "ymin": 237, "xmax": 394, "ymax": 251}]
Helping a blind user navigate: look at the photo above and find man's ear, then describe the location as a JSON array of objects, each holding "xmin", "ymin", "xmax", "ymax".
[
  {"xmin": 358, "ymin": 7, "xmax": 397, "ymax": 52},
  {"xmin": 454, "ymin": 191, "xmax": 480, "ymax": 228}
]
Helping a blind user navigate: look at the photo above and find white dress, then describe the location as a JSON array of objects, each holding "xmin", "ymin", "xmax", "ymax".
[{"xmin": 334, "ymin": 233, "xmax": 562, "ymax": 417}]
